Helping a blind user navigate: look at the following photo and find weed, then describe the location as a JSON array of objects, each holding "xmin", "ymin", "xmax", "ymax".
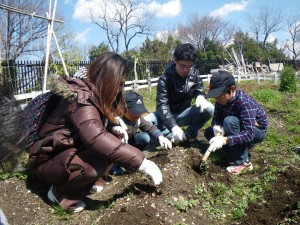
[
  {"xmin": 175, "ymin": 199, "xmax": 198, "ymax": 212},
  {"xmin": 284, "ymin": 190, "xmax": 294, "ymax": 196},
  {"xmin": 194, "ymin": 183, "xmax": 206, "ymax": 196},
  {"xmin": 251, "ymin": 88, "xmax": 281, "ymax": 104},
  {"xmin": 52, "ymin": 204, "xmax": 70, "ymax": 220},
  {"xmin": 209, "ymin": 181, "xmax": 227, "ymax": 197},
  {"xmin": 0, "ymin": 170, "xmax": 28, "ymax": 180}
]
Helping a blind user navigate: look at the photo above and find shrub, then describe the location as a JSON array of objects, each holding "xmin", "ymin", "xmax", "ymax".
[{"xmin": 279, "ymin": 66, "xmax": 297, "ymax": 93}]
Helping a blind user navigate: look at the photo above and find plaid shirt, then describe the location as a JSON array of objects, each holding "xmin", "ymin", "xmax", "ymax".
[{"xmin": 212, "ymin": 88, "xmax": 268, "ymax": 146}]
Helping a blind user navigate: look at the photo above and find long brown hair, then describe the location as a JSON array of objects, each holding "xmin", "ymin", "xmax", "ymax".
[{"xmin": 88, "ymin": 52, "xmax": 127, "ymax": 122}]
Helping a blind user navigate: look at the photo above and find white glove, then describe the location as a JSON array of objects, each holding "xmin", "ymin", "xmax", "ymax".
[
  {"xmin": 213, "ymin": 125, "xmax": 225, "ymax": 136},
  {"xmin": 158, "ymin": 135, "xmax": 172, "ymax": 150},
  {"xmin": 112, "ymin": 126, "xmax": 128, "ymax": 143},
  {"xmin": 138, "ymin": 158, "xmax": 163, "ymax": 186},
  {"xmin": 208, "ymin": 136, "xmax": 227, "ymax": 152},
  {"xmin": 196, "ymin": 95, "xmax": 212, "ymax": 113},
  {"xmin": 171, "ymin": 125, "xmax": 187, "ymax": 142}
]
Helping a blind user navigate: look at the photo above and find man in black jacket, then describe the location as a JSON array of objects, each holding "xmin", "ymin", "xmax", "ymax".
[{"xmin": 144, "ymin": 43, "xmax": 214, "ymax": 142}]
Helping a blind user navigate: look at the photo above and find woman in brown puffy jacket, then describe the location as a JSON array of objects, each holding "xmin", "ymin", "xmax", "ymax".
[{"xmin": 28, "ymin": 52, "xmax": 162, "ymax": 213}]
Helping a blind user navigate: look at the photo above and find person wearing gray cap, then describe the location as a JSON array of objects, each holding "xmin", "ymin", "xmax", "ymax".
[{"xmin": 204, "ymin": 71, "xmax": 268, "ymax": 174}]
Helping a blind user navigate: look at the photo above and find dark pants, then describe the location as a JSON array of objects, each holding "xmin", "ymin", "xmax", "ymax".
[
  {"xmin": 34, "ymin": 149, "xmax": 112, "ymax": 211},
  {"xmin": 204, "ymin": 116, "xmax": 267, "ymax": 165}
]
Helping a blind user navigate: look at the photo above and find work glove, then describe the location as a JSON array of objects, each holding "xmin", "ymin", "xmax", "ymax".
[
  {"xmin": 208, "ymin": 136, "xmax": 227, "ymax": 152},
  {"xmin": 112, "ymin": 126, "xmax": 128, "ymax": 143},
  {"xmin": 158, "ymin": 135, "xmax": 172, "ymax": 150},
  {"xmin": 171, "ymin": 125, "xmax": 187, "ymax": 142},
  {"xmin": 213, "ymin": 125, "xmax": 225, "ymax": 136},
  {"xmin": 196, "ymin": 95, "xmax": 213, "ymax": 113},
  {"xmin": 138, "ymin": 158, "xmax": 163, "ymax": 186}
]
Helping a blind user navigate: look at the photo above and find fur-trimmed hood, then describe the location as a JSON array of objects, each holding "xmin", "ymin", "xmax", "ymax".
[
  {"xmin": 47, "ymin": 75, "xmax": 95, "ymax": 105},
  {"xmin": 47, "ymin": 75, "xmax": 76, "ymax": 101}
]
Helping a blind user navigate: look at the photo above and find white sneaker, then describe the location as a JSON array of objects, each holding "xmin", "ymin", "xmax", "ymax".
[
  {"xmin": 47, "ymin": 187, "xmax": 86, "ymax": 213},
  {"xmin": 89, "ymin": 185, "xmax": 104, "ymax": 194}
]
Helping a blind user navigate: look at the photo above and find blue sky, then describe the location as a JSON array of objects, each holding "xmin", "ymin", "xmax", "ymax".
[{"xmin": 57, "ymin": 0, "xmax": 299, "ymax": 51}]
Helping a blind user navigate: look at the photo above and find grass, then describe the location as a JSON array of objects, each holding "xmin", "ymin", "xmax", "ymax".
[
  {"xmin": 139, "ymin": 81, "xmax": 300, "ymax": 223},
  {"xmin": 1, "ymin": 81, "xmax": 299, "ymax": 224}
]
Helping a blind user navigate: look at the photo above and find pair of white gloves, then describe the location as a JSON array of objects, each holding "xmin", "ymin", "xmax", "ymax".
[
  {"xmin": 111, "ymin": 120, "xmax": 172, "ymax": 150},
  {"xmin": 207, "ymin": 125, "xmax": 227, "ymax": 152}
]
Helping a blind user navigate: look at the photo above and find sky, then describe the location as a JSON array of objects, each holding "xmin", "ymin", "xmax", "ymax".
[{"xmin": 56, "ymin": 0, "xmax": 299, "ymax": 52}]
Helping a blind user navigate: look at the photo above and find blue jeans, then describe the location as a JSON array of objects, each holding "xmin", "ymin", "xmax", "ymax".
[
  {"xmin": 129, "ymin": 132, "xmax": 150, "ymax": 151},
  {"xmin": 204, "ymin": 116, "xmax": 267, "ymax": 165},
  {"xmin": 144, "ymin": 105, "xmax": 214, "ymax": 139}
]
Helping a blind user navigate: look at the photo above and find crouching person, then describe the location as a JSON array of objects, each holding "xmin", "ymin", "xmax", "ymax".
[
  {"xmin": 110, "ymin": 91, "xmax": 172, "ymax": 175},
  {"xmin": 112, "ymin": 91, "xmax": 172, "ymax": 151},
  {"xmin": 26, "ymin": 53, "xmax": 162, "ymax": 213},
  {"xmin": 204, "ymin": 71, "xmax": 268, "ymax": 174}
]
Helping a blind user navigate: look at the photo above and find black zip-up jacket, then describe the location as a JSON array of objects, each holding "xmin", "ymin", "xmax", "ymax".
[{"xmin": 156, "ymin": 63, "xmax": 206, "ymax": 131}]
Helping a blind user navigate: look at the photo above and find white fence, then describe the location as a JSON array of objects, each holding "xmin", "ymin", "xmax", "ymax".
[{"xmin": 14, "ymin": 72, "xmax": 299, "ymax": 107}]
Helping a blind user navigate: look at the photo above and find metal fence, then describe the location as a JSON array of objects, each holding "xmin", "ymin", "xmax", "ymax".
[
  {"xmin": 0, "ymin": 60, "xmax": 172, "ymax": 95},
  {"xmin": 0, "ymin": 59, "xmax": 299, "ymax": 105}
]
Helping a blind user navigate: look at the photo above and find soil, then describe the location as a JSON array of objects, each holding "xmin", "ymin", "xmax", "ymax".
[{"xmin": 0, "ymin": 82, "xmax": 300, "ymax": 225}]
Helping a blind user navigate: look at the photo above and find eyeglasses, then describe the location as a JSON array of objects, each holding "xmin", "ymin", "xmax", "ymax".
[{"xmin": 177, "ymin": 61, "xmax": 193, "ymax": 70}]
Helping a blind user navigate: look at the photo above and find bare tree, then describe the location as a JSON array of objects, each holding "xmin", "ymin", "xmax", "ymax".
[
  {"xmin": 285, "ymin": 9, "xmax": 300, "ymax": 61},
  {"xmin": 0, "ymin": 0, "xmax": 52, "ymax": 60},
  {"xmin": 177, "ymin": 14, "xmax": 236, "ymax": 50},
  {"xmin": 86, "ymin": 0, "xmax": 154, "ymax": 54},
  {"xmin": 246, "ymin": 5, "xmax": 285, "ymax": 46}
]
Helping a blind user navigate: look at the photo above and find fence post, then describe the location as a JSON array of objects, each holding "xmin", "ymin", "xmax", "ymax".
[
  {"xmin": 256, "ymin": 73, "xmax": 260, "ymax": 84},
  {"xmin": 274, "ymin": 72, "xmax": 278, "ymax": 84},
  {"xmin": 237, "ymin": 72, "xmax": 241, "ymax": 83},
  {"xmin": 146, "ymin": 68, "xmax": 151, "ymax": 90},
  {"xmin": 133, "ymin": 57, "xmax": 138, "ymax": 91}
]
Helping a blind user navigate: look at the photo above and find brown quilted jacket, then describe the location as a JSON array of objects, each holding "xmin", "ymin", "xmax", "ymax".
[{"xmin": 28, "ymin": 76, "xmax": 145, "ymax": 174}]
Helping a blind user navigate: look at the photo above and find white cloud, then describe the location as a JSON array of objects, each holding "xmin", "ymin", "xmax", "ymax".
[
  {"xmin": 74, "ymin": 28, "xmax": 93, "ymax": 44},
  {"xmin": 156, "ymin": 29, "xmax": 179, "ymax": 42},
  {"xmin": 73, "ymin": 0, "xmax": 182, "ymax": 22},
  {"xmin": 73, "ymin": 0, "xmax": 108, "ymax": 22},
  {"xmin": 210, "ymin": 0, "xmax": 250, "ymax": 18},
  {"xmin": 266, "ymin": 33, "xmax": 276, "ymax": 43},
  {"xmin": 148, "ymin": 0, "xmax": 181, "ymax": 18},
  {"xmin": 73, "ymin": 0, "xmax": 149, "ymax": 23}
]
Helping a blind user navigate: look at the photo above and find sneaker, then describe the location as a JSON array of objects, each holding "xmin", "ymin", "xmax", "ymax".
[
  {"xmin": 89, "ymin": 185, "xmax": 104, "ymax": 194},
  {"xmin": 47, "ymin": 187, "xmax": 86, "ymax": 213},
  {"xmin": 226, "ymin": 162, "xmax": 253, "ymax": 175}
]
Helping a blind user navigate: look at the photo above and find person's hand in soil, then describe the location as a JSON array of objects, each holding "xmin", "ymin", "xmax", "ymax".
[
  {"xmin": 138, "ymin": 158, "xmax": 163, "ymax": 186},
  {"xmin": 158, "ymin": 135, "xmax": 172, "ymax": 150}
]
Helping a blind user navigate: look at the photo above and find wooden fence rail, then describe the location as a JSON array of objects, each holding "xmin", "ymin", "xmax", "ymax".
[{"xmin": 14, "ymin": 71, "xmax": 300, "ymax": 108}]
